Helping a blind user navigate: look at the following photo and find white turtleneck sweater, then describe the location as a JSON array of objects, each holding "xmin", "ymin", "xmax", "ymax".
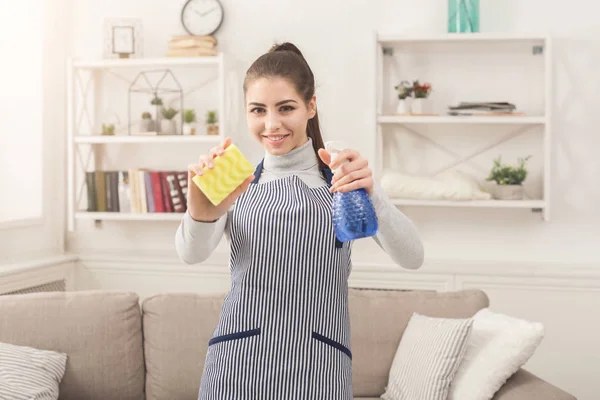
[{"xmin": 175, "ymin": 139, "xmax": 424, "ymax": 269}]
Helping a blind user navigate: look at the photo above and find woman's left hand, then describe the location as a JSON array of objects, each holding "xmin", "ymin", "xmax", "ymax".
[{"xmin": 318, "ymin": 148, "xmax": 374, "ymax": 196}]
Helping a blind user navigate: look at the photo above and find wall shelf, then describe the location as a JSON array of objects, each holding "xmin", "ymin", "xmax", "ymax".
[
  {"xmin": 75, "ymin": 212, "xmax": 184, "ymax": 221},
  {"xmin": 73, "ymin": 135, "xmax": 222, "ymax": 144},
  {"xmin": 377, "ymin": 115, "xmax": 547, "ymax": 125},
  {"xmin": 67, "ymin": 54, "xmax": 226, "ymax": 231},
  {"xmin": 374, "ymin": 32, "xmax": 552, "ymax": 221}
]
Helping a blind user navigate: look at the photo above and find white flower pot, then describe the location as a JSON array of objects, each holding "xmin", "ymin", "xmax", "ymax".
[
  {"xmin": 396, "ymin": 99, "xmax": 411, "ymax": 114},
  {"xmin": 160, "ymin": 119, "xmax": 177, "ymax": 135},
  {"xmin": 494, "ymin": 184, "xmax": 524, "ymax": 200},
  {"xmin": 412, "ymin": 98, "xmax": 429, "ymax": 114},
  {"xmin": 140, "ymin": 119, "xmax": 155, "ymax": 133},
  {"xmin": 182, "ymin": 123, "xmax": 196, "ymax": 135}
]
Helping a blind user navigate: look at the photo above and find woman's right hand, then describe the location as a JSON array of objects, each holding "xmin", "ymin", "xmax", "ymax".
[{"xmin": 187, "ymin": 137, "xmax": 255, "ymax": 222}]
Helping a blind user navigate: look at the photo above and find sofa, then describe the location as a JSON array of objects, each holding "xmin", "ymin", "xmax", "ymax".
[{"xmin": 0, "ymin": 288, "xmax": 576, "ymax": 400}]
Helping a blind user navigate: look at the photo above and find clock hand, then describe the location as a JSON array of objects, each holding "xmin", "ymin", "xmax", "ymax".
[{"xmin": 199, "ymin": 6, "xmax": 218, "ymax": 16}]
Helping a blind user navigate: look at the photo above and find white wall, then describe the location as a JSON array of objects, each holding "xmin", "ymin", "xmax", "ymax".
[{"xmin": 68, "ymin": 1, "xmax": 600, "ymax": 398}]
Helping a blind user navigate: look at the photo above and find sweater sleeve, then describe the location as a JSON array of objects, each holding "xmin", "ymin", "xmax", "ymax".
[
  {"xmin": 369, "ymin": 183, "xmax": 425, "ymax": 270},
  {"xmin": 175, "ymin": 210, "xmax": 227, "ymax": 264}
]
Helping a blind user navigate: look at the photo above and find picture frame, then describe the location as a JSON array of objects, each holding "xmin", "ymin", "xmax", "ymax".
[{"xmin": 103, "ymin": 18, "xmax": 143, "ymax": 59}]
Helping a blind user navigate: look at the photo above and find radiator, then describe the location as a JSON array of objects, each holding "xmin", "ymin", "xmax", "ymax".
[{"xmin": 1, "ymin": 279, "xmax": 66, "ymax": 295}]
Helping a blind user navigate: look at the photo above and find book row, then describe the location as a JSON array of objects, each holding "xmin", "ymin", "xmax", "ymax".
[{"xmin": 85, "ymin": 169, "xmax": 188, "ymax": 213}]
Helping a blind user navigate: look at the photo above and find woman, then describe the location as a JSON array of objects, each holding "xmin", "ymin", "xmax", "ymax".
[{"xmin": 175, "ymin": 42, "xmax": 424, "ymax": 400}]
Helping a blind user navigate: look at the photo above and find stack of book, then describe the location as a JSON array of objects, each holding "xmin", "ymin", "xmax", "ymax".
[
  {"xmin": 166, "ymin": 35, "xmax": 218, "ymax": 57},
  {"xmin": 447, "ymin": 102, "xmax": 523, "ymax": 116}
]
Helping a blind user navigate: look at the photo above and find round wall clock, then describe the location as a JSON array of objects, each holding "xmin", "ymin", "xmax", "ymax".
[{"xmin": 181, "ymin": 0, "xmax": 224, "ymax": 36}]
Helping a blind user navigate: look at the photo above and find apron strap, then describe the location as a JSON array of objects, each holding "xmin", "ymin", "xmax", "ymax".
[{"xmin": 252, "ymin": 159, "xmax": 343, "ymax": 248}]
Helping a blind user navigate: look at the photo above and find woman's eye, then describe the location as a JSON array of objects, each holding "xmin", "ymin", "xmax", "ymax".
[
  {"xmin": 250, "ymin": 108, "xmax": 265, "ymax": 114},
  {"xmin": 280, "ymin": 106, "xmax": 294, "ymax": 112}
]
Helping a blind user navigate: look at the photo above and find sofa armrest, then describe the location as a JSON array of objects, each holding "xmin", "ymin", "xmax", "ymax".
[{"xmin": 492, "ymin": 369, "xmax": 576, "ymax": 400}]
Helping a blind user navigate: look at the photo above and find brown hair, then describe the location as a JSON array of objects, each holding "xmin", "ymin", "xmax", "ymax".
[{"xmin": 243, "ymin": 42, "xmax": 327, "ymax": 169}]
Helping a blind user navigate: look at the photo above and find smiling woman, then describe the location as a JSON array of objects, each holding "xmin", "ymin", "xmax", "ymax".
[{"xmin": 0, "ymin": 0, "xmax": 44, "ymax": 225}]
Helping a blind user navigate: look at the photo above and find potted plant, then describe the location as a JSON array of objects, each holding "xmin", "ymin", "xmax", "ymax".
[
  {"xmin": 102, "ymin": 123, "xmax": 115, "ymax": 135},
  {"xmin": 160, "ymin": 107, "xmax": 179, "ymax": 135},
  {"xmin": 206, "ymin": 110, "xmax": 218, "ymax": 136},
  {"xmin": 486, "ymin": 155, "xmax": 531, "ymax": 200},
  {"xmin": 411, "ymin": 80, "xmax": 432, "ymax": 114},
  {"xmin": 394, "ymin": 81, "xmax": 413, "ymax": 114},
  {"xmin": 182, "ymin": 109, "xmax": 197, "ymax": 135},
  {"xmin": 151, "ymin": 96, "xmax": 163, "ymax": 132},
  {"xmin": 140, "ymin": 111, "xmax": 154, "ymax": 132}
]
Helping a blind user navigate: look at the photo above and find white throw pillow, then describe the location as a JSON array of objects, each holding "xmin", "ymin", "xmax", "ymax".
[
  {"xmin": 380, "ymin": 170, "xmax": 492, "ymax": 201},
  {"xmin": 0, "ymin": 341, "xmax": 67, "ymax": 400},
  {"xmin": 381, "ymin": 313, "xmax": 473, "ymax": 400},
  {"xmin": 448, "ymin": 308, "xmax": 545, "ymax": 400}
]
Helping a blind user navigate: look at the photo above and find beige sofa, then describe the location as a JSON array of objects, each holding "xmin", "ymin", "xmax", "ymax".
[{"xmin": 0, "ymin": 288, "xmax": 575, "ymax": 400}]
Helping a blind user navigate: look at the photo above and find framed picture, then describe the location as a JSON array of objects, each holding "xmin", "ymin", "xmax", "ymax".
[{"xmin": 103, "ymin": 18, "xmax": 143, "ymax": 59}]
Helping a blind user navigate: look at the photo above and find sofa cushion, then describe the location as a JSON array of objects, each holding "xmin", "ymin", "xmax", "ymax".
[
  {"xmin": 142, "ymin": 292, "xmax": 225, "ymax": 400},
  {"xmin": 0, "ymin": 291, "xmax": 145, "ymax": 400},
  {"xmin": 349, "ymin": 288, "xmax": 488, "ymax": 397},
  {"xmin": 0, "ymin": 341, "xmax": 67, "ymax": 400},
  {"xmin": 381, "ymin": 313, "xmax": 473, "ymax": 400}
]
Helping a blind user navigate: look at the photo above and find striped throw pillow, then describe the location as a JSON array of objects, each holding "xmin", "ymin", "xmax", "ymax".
[
  {"xmin": 0, "ymin": 341, "xmax": 67, "ymax": 400},
  {"xmin": 381, "ymin": 313, "xmax": 473, "ymax": 400}
]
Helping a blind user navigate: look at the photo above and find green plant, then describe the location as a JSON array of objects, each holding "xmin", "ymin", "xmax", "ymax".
[
  {"xmin": 150, "ymin": 96, "xmax": 163, "ymax": 106},
  {"xmin": 206, "ymin": 110, "xmax": 218, "ymax": 124},
  {"xmin": 394, "ymin": 81, "xmax": 413, "ymax": 100},
  {"xmin": 412, "ymin": 80, "xmax": 432, "ymax": 98},
  {"xmin": 102, "ymin": 123, "xmax": 115, "ymax": 135},
  {"xmin": 184, "ymin": 109, "xmax": 196, "ymax": 124},
  {"xmin": 486, "ymin": 155, "xmax": 531, "ymax": 185},
  {"xmin": 141, "ymin": 111, "xmax": 152, "ymax": 119},
  {"xmin": 161, "ymin": 107, "xmax": 178, "ymax": 120}
]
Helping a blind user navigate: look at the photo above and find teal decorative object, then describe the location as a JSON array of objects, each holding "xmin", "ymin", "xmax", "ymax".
[{"xmin": 448, "ymin": 0, "xmax": 479, "ymax": 33}]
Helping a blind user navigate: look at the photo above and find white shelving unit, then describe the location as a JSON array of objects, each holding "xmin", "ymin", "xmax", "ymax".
[
  {"xmin": 66, "ymin": 54, "xmax": 226, "ymax": 231},
  {"xmin": 374, "ymin": 32, "xmax": 552, "ymax": 221}
]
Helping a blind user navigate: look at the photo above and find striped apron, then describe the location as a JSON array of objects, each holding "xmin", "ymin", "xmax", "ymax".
[{"xmin": 198, "ymin": 163, "xmax": 353, "ymax": 400}]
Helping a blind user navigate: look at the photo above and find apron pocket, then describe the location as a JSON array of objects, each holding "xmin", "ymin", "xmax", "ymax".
[
  {"xmin": 208, "ymin": 328, "xmax": 261, "ymax": 346},
  {"xmin": 312, "ymin": 331, "xmax": 352, "ymax": 359}
]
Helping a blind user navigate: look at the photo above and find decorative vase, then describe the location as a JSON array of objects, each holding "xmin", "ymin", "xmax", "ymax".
[
  {"xmin": 411, "ymin": 98, "xmax": 429, "ymax": 114},
  {"xmin": 494, "ymin": 184, "xmax": 524, "ymax": 200},
  {"xmin": 140, "ymin": 119, "xmax": 155, "ymax": 133},
  {"xmin": 182, "ymin": 123, "xmax": 196, "ymax": 135},
  {"xmin": 396, "ymin": 99, "xmax": 411, "ymax": 114},
  {"xmin": 160, "ymin": 119, "xmax": 176, "ymax": 135},
  {"xmin": 448, "ymin": 0, "xmax": 480, "ymax": 33}
]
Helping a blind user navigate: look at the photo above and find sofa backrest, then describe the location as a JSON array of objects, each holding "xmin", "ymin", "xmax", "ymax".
[
  {"xmin": 0, "ymin": 290, "xmax": 145, "ymax": 400},
  {"xmin": 141, "ymin": 287, "xmax": 489, "ymax": 399}
]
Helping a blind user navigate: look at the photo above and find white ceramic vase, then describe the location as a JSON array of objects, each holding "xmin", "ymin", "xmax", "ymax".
[
  {"xmin": 396, "ymin": 98, "xmax": 411, "ymax": 114},
  {"xmin": 412, "ymin": 98, "xmax": 428, "ymax": 114}
]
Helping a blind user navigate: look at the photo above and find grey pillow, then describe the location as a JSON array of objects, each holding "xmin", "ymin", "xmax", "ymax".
[
  {"xmin": 381, "ymin": 313, "xmax": 473, "ymax": 400},
  {"xmin": 0, "ymin": 341, "xmax": 67, "ymax": 400}
]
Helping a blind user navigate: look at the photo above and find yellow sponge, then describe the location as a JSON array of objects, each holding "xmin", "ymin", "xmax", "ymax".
[{"xmin": 191, "ymin": 144, "xmax": 255, "ymax": 206}]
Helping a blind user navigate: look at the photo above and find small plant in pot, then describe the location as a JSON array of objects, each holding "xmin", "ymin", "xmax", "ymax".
[
  {"xmin": 206, "ymin": 110, "xmax": 218, "ymax": 136},
  {"xmin": 102, "ymin": 123, "xmax": 115, "ymax": 135},
  {"xmin": 411, "ymin": 80, "xmax": 432, "ymax": 114},
  {"xmin": 486, "ymin": 155, "xmax": 531, "ymax": 200},
  {"xmin": 160, "ymin": 107, "xmax": 179, "ymax": 135},
  {"xmin": 394, "ymin": 81, "xmax": 413, "ymax": 114},
  {"xmin": 183, "ymin": 109, "xmax": 197, "ymax": 135},
  {"xmin": 140, "ymin": 111, "xmax": 155, "ymax": 133},
  {"xmin": 151, "ymin": 96, "xmax": 164, "ymax": 132}
]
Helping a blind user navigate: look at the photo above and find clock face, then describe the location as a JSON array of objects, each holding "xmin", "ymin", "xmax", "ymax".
[{"xmin": 181, "ymin": 0, "xmax": 224, "ymax": 36}]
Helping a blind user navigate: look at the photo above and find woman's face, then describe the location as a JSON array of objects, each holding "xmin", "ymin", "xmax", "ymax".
[{"xmin": 246, "ymin": 77, "xmax": 316, "ymax": 156}]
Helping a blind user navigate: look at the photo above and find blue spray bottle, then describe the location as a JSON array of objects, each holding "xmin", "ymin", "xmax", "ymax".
[{"xmin": 326, "ymin": 141, "xmax": 379, "ymax": 242}]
